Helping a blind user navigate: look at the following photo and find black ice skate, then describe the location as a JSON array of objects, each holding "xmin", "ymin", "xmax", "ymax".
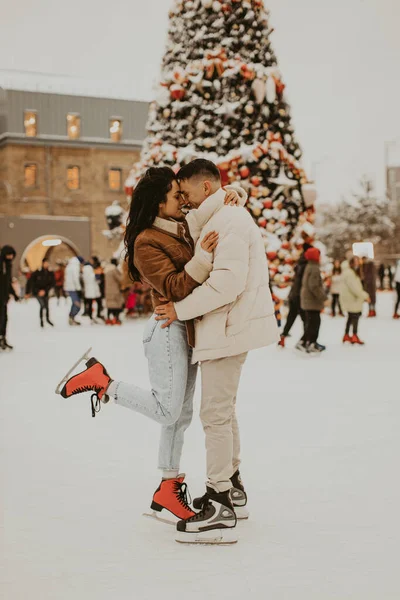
[
  {"xmin": 230, "ymin": 470, "xmax": 249, "ymax": 519},
  {"xmin": 306, "ymin": 342, "xmax": 326, "ymax": 354},
  {"xmin": 193, "ymin": 470, "xmax": 249, "ymax": 520},
  {"xmin": 0, "ymin": 336, "xmax": 13, "ymax": 351},
  {"xmin": 176, "ymin": 486, "xmax": 237, "ymax": 545}
]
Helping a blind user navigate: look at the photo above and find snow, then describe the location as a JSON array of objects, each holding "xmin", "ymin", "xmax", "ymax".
[{"xmin": 1, "ymin": 293, "xmax": 399, "ymax": 600}]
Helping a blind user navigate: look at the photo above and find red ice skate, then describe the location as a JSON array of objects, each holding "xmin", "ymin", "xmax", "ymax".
[
  {"xmin": 55, "ymin": 349, "xmax": 112, "ymax": 417},
  {"xmin": 277, "ymin": 335, "xmax": 285, "ymax": 348},
  {"xmin": 144, "ymin": 475, "xmax": 195, "ymax": 525},
  {"xmin": 393, "ymin": 314, "xmax": 400, "ymax": 320},
  {"xmin": 351, "ymin": 334, "xmax": 365, "ymax": 345},
  {"xmin": 342, "ymin": 334, "xmax": 352, "ymax": 344}
]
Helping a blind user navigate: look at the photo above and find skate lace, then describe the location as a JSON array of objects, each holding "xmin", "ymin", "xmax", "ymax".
[
  {"xmin": 70, "ymin": 384, "xmax": 103, "ymax": 418},
  {"xmin": 174, "ymin": 482, "xmax": 192, "ymax": 510},
  {"xmin": 186, "ymin": 495, "xmax": 211, "ymax": 522},
  {"xmin": 90, "ymin": 393, "xmax": 101, "ymax": 418}
]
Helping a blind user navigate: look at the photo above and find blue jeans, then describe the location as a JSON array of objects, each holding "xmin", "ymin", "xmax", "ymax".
[
  {"xmin": 112, "ymin": 315, "xmax": 197, "ymax": 471},
  {"xmin": 67, "ymin": 291, "xmax": 81, "ymax": 318}
]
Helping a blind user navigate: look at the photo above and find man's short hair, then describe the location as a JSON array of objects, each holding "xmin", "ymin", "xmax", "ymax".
[{"xmin": 177, "ymin": 159, "xmax": 221, "ymax": 182}]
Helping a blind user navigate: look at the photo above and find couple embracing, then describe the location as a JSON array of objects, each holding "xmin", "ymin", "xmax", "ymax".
[{"xmin": 57, "ymin": 159, "xmax": 279, "ymax": 545}]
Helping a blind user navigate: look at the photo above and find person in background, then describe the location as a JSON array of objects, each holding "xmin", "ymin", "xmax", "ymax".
[
  {"xmin": 64, "ymin": 256, "xmax": 85, "ymax": 326},
  {"xmin": 26, "ymin": 258, "xmax": 56, "ymax": 328},
  {"xmin": 92, "ymin": 256, "xmax": 105, "ymax": 320},
  {"xmin": 360, "ymin": 256, "xmax": 377, "ymax": 317},
  {"xmin": 330, "ymin": 260, "xmax": 343, "ymax": 317},
  {"xmin": 340, "ymin": 257, "xmax": 369, "ymax": 344},
  {"xmin": 104, "ymin": 258, "xmax": 124, "ymax": 324},
  {"xmin": 393, "ymin": 259, "xmax": 400, "ymax": 320},
  {"xmin": 388, "ymin": 264, "xmax": 394, "ymax": 291},
  {"xmin": 17, "ymin": 268, "xmax": 28, "ymax": 300},
  {"xmin": 54, "ymin": 262, "xmax": 66, "ymax": 304},
  {"xmin": 82, "ymin": 259, "xmax": 101, "ymax": 323},
  {"xmin": 269, "ymin": 281, "xmax": 283, "ymax": 328},
  {"xmin": 120, "ymin": 258, "xmax": 133, "ymax": 305},
  {"xmin": 278, "ymin": 238, "xmax": 312, "ymax": 349},
  {"xmin": 378, "ymin": 263, "xmax": 385, "ymax": 290},
  {"xmin": 300, "ymin": 247, "xmax": 327, "ymax": 354},
  {"xmin": 0, "ymin": 245, "xmax": 18, "ymax": 351}
]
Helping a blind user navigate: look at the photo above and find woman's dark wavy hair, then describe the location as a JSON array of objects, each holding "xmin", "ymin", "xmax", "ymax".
[{"xmin": 124, "ymin": 166, "xmax": 176, "ymax": 281}]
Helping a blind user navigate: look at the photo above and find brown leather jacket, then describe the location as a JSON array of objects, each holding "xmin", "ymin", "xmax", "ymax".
[{"xmin": 134, "ymin": 217, "xmax": 199, "ymax": 346}]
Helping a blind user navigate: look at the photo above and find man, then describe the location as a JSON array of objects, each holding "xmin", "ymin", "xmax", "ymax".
[
  {"xmin": 155, "ymin": 159, "xmax": 279, "ymax": 544},
  {"xmin": 64, "ymin": 256, "xmax": 85, "ymax": 326},
  {"xmin": 26, "ymin": 259, "xmax": 56, "ymax": 327},
  {"xmin": 0, "ymin": 245, "xmax": 18, "ymax": 350}
]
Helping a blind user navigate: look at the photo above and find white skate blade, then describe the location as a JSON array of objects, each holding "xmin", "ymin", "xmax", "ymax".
[
  {"xmin": 235, "ymin": 506, "xmax": 249, "ymax": 520},
  {"xmin": 176, "ymin": 528, "xmax": 238, "ymax": 545},
  {"xmin": 55, "ymin": 347, "xmax": 92, "ymax": 395},
  {"xmin": 142, "ymin": 511, "xmax": 178, "ymax": 527}
]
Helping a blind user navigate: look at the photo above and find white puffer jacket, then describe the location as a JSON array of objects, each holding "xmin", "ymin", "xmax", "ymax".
[
  {"xmin": 82, "ymin": 264, "xmax": 100, "ymax": 299},
  {"xmin": 175, "ymin": 187, "xmax": 279, "ymax": 362},
  {"xmin": 64, "ymin": 257, "xmax": 82, "ymax": 292}
]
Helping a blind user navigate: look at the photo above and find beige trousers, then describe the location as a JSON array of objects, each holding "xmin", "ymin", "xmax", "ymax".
[{"xmin": 200, "ymin": 352, "xmax": 248, "ymax": 493}]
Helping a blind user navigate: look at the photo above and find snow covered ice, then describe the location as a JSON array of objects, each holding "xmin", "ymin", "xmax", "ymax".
[{"xmin": 1, "ymin": 293, "xmax": 399, "ymax": 600}]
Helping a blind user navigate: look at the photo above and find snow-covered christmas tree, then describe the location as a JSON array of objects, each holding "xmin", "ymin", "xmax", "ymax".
[{"xmin": 125, "ymin": 0, "xmax": 316, "ymax": 284}]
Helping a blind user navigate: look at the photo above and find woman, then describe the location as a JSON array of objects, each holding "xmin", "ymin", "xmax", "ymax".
[
  {"xmin": 56, "ymin": 166, "xmax": 243, "ymax": 522},
  {"xmin": 82, "ymin": 259, "xmax": 101, "ymax": 323},
  {"xmin": 330, "ymin": 260, "xmax": 343, "ymax": 317},
  {"xmin": 360, "ymin": 257, "xmax": 377, "ymax": 317},
  {"xmin": 340, "ymin": 257, "xmax": 370, "ymax": 344},
  {"xmin": 104, "ymin": 258, "xmax": 124, "ymax": 325}
]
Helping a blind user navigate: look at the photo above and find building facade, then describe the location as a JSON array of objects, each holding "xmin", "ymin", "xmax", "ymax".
[{"xmin": 0, "ymin": 88, "xmax": 148, "ymax": 267}]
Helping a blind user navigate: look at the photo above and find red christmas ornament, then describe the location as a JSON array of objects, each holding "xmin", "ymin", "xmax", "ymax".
[
  {"xmin": 273, "ymin": 76, "xmax": 286, "ymax": 96},
  {"xmin": 258, "ymin": 218, "xmax": 267, "ymax": 228},
  {"xmin": 218, "ymin": 164, "xmax": 230, "ymax": 187},
  {"xmin": 170, "ymin": 84, "xmax": 185, "ymax": 100},
  {"xmin": 124, "ymin": 185, "xmax": 133, "ymax": 198},
  {"xmin": 267, "ymin": 251, "xmax": 277, "ymax": 261},
  {"xmin": 281, "ymin": 241, "xmax": 290, "ymax": 250},
  {"xmin": 263, "ymin": 199, "xmax": 273, "ymax": 209},
  {"xmin": 221, "ymin": 2, "xmax": 232, "ymax": 11},
  {"xmin": 239, "ymin": 165, "xmax": 250, "ymax": 178},
  {"xmin": 251, "ymin": 176, "xmax": 261, "ymax": 186}
]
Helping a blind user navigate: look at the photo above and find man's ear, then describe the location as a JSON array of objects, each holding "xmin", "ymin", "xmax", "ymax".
[{"xmin": 204, "ymin": 180, "xmax": 212, "ymax": 197}]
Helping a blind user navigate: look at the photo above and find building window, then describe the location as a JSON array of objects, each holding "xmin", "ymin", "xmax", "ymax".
[
  {"xmin": 67, "ymin": 114, "xmax": 81, "ymax": 139},
  {"xmin": 24, "ymin": 111, "xmax": 37, "ymax": 137},
  {"xmin": 109, "ymin": 118, "xmax": 122, "ymax": 142},
  {"xmin": 67, "ymin": 166, "xmax": 80, "ymax": 190},
  {"xmin": 108, "ymin": 168, "xmax": 122, "ymax": 191},
  {"xmin": 24, "ymin": 164, "xmax": 38, "ymax": 188}
]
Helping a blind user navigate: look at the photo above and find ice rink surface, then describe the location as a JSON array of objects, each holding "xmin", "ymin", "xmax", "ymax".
[{"xmin": 1, "ymin": 293, "xmax": 399, "ymax": 599}]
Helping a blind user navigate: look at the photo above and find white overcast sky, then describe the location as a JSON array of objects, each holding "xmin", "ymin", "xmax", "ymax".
[{"xmin": 1, "ymin": 0, "xmax": 400, "ymax": 204}]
